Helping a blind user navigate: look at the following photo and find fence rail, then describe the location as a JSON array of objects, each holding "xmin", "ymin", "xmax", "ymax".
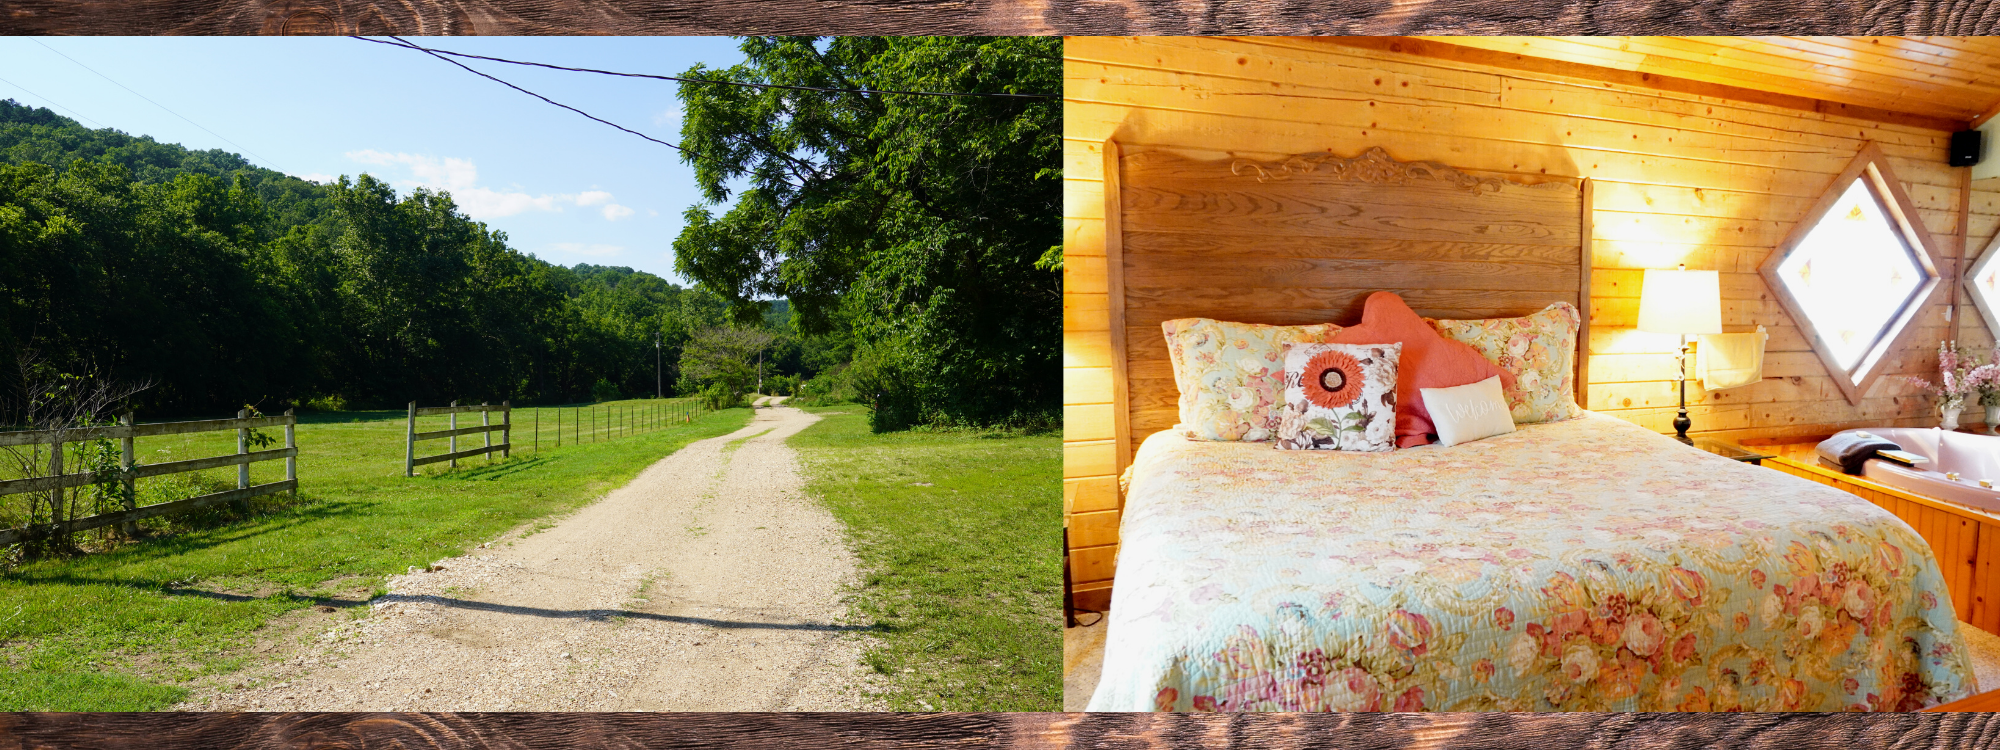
[
  {"xmin": 0, "ymin": 409, "xmax": 298, "ymax": 545},
  {"xmin": 405, "ymin": 401, "xmax": 510, "ymax": 476}
]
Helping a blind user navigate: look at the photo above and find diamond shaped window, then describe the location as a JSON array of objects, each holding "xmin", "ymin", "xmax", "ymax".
[
  {"xmin": 1964, "ymin": 233, "xmax": 2000, "ymax": 348},
  {"xmin": 1761, "ymin": 143, "xmax": 1941, "ymax": 406}
]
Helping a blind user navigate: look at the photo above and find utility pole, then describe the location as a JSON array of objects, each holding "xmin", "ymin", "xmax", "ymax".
[{"xmin": 654, "ymin": 330, "xmax": 663, "ymax": 400}]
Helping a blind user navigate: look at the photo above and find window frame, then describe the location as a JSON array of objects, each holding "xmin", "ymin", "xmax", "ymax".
[
  {"xmin": 1759, "ymin": 142, "xmax": 1943, "ymax": 407},
  {"xmin": 1963, "ymin": 231, "xmax": 2000, "ymax": 353}
]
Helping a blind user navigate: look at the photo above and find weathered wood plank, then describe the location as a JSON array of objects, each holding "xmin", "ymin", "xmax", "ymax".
[
  {"xmin": 410, "ymin": 443, "xmax": 510, "ymax": 467},
  {"xmin": 413, "ymin": 404, "xmax": 509, "ymax": 417},
  {"xmin": 0, "ymin": 480, "xmax": 296, "ymax": 547},
  {"xmin": 412, "ymin": 424, "xmax": 509, "ymax": 441},
  {"xmin": 0, "ymin": 447, "xmax": 297, "ymax": 498},
  {"xmin": 131, "ymin": 447, "xmax": 299, "ymax": 481},
  {"xmin": 0, "ymin": 703, "xmax": 1998, "ymax": 745}
]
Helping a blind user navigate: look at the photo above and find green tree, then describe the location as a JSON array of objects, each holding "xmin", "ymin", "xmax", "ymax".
[
  {"xmin": 672, "ymin": 36, "xmax": 1060, "ymax": 430},
  {"xmin": 678, "ymin": 325, "xmax": 777, "ymax": 399},
  {"xmin": 0, "ymin": 98, "xmax": 854, "ymax": 417}
]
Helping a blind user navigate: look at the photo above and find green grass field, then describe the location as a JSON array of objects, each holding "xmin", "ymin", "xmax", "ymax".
[
  {"xmin": 0, "ymin": 399, "xmax": 749, "ymax": 711},
  {"xmin": 790, "ymin": 406, "xmax": 1060, "ymax": 711}
]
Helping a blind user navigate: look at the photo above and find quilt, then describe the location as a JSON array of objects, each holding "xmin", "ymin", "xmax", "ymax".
[{"xmin": 1087, "ymin": 413, "xmax": 1976, "ymax": 711}]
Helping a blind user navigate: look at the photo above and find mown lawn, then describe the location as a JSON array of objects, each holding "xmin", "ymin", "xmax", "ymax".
[
  {"xmin": 0, "ymin": 399, "xmax": 749, "ymax": 711},
  {"xmin": 790, "ymin": 406, "xmax": 1060, "ymax": 711}
]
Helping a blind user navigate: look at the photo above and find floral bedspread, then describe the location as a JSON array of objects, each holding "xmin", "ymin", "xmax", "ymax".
[{"xmin": 1086, "ymin": 413, "xmax": 1976, "ymax": 711}]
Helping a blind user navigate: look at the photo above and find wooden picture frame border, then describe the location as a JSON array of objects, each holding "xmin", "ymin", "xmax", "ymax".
[{"xmin": 6, "ymin": 710, "xmax": 2000, "ymax": 747}]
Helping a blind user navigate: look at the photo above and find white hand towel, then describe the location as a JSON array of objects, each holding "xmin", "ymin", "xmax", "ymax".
[{"xmin": 1696, "ymin": 326, "xmax": 1767, "ymax": 391}]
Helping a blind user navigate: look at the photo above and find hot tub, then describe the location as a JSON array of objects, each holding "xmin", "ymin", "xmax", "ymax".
[{"xmin": 1830, "ymin": 427, "xmax": 2000, "ymax": 514}]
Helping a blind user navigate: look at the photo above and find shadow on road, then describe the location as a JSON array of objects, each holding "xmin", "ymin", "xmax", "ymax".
[{"xmin": 371, "ymin": 592, "xmax": 885, "ymax": 633}]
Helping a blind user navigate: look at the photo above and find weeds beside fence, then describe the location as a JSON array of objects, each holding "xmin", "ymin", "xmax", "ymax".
[{"xmin": 0, "ymin": 410, "xmax": 298, "ymax": 546}]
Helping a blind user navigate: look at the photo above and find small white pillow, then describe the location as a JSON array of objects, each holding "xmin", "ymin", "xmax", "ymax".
[{"xmin": 1421, "ymin": 375, "xmax": 1515, "ymax": 447}]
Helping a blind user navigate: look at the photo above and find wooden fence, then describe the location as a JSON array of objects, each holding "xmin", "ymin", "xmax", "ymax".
[
  {"xmin": 0, "ymin": 410, "xmax": 298, "ymax": 545},
  {"xmin": 405, "ymin": 401, "xmax": 510, "ymax": 477}
]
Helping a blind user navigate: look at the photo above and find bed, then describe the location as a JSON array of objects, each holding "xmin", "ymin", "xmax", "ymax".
[
  {"xmin": 1087, "ymin": 142, "xmax": 1976, "ymax": 711},
  {"xmin": 1087, "ymin": 412, "xmax": 1976, "ymax": 710}
]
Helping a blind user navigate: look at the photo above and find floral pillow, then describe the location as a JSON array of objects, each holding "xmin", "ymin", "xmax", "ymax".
[
  {"xmin": 1162, "ymin": 318, "xmax": 1343, "ymax": 441},
  {"xmin": 1274, "ymin": 342, "xmax": 1402, "ymax": 452},
  {"xmin": 1427, "ymin": 302, "xmax": 1583, "ymax": 424}
]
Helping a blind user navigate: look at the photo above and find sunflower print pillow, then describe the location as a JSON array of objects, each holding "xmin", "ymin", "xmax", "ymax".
[{"xmin": 1274, "ymin": 342, "xmax": 1402, "ymax": 452}]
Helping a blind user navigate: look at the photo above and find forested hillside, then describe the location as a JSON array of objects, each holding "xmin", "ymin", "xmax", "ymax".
[{"xmin": 0, "ymin": 98, "xmax": 815, "ymax": 417}]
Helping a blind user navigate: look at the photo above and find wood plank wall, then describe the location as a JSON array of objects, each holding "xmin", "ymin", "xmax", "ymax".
[{"xmin": 1062, "ymin": 36, "xmax": 2000, "ymax": 611}]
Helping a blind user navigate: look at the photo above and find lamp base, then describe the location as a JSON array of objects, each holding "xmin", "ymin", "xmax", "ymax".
[{"xmin": 1673, "ymin": 408, "xmax": 1693, "ymax": 445}]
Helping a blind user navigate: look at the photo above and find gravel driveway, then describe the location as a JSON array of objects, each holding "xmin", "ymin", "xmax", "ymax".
[{"xmin": 191, "ymin": 402, "xmax": 882, "ymax": 711}]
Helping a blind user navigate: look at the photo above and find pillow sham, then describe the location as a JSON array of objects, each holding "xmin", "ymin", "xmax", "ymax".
[
  {"xmin": 1274, "ymin": 342, "xmax": 1402, "ymax": 452},
  {"xmin": 1331, "ymin": 292, "xmax": 1511, "ymax": 448},
  {"xmin": 1427, "ymin": 302, "xmax": 1583, "ymax": 425},
  {"xmin": 1422, "ymin": 375, "xmax": 1515, "ymax": 447},
  {"xmin": 1161, "ymin": 318, "xmax": 1343, "ymax": 441}
]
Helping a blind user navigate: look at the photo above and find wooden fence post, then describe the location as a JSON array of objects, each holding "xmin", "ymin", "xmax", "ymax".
[
  {"xmin": 119, "ymin": 412, "xmax": 136, "ymax": 537},
  {"xmin": 405, "ymin": 402, "xmax": 416, "ymax": 477},
  {"xmin": 235, "ymin": 409, "xmax": 250, "ymax": 512},
  {"xmin": 49, "ymin": 436, "xmax": 64, "ymax": 536},
  {"xmin": 502, "ymin": 401, "xmax": 511, "ymax": 459},
  {"xmin": 533, "ymin": 405, "xmax": 538, "ymax": 453},
  {"xmin": 449, "ymin": 400, "xmax": 459, "ymax": 469},
  {"xmin": 481, "ymin": 402, "xmax": 491, "ymax": 464},
  {"xmin": 284, "ymin": 408, "xmax": 297, "ymax": 497}
]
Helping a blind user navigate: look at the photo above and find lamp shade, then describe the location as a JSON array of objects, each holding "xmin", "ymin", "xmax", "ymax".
[{"xmin": 1637, "ymin": 269, "xmax": 1723, "ymax": 335}]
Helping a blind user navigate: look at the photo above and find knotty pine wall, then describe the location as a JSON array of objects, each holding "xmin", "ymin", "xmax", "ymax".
[{"xmin": 1062, "ymin": 36, "xmax": 2000, "ymax": 611}]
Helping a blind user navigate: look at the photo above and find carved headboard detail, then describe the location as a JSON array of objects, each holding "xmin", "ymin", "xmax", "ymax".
[{"xmin": 1102, "ymin": 142, "xmax": 1593, "ymax": 470}]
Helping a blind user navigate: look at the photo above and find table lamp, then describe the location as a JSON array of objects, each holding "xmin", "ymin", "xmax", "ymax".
[{"xmin": 1637, "ymin": 265, "xmax": 1723, "ymax": 444}]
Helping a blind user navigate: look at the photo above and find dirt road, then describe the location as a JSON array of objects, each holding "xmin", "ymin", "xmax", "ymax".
[{"xmin": 195, "ymin": 403, "xmax": 880, "ymax": 711}]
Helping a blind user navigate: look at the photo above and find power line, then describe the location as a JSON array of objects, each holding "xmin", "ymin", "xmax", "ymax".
[
  {"xmin": 379, "ymin": 36, "xmax": 690, "ymax": 156},
  {"xmin": 32, "ymin": 40, "xmax": 286, "ymax": 174},
  {"xmin": 0, "ymin": 75, "xmax": 103, "ymax": 128},
  {"xmin": 353, "ymin": 36, "xmax": 1057, "ymax": 100}
]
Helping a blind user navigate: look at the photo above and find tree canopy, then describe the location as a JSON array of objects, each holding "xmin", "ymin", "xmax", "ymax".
[
  {"xmin": 0, "ymin": 98, "xmax": 823, "ymax": 418},
  {"xmin": 672, "ymin": 36, "xmax": 1059, "ymax": 430}
]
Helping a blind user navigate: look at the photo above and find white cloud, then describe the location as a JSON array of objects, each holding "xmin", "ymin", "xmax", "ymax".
[
  {"xmin": 291, "ymin": 172, "xmax": 337, "ymax": 183},
  {"xmin": 647, "ymin": 209, "xmax": 659, "ymax": 217},
  {"xmin": 341, "ymin": 150, "xmax": 635, "ymax": 222},
  {"xmin": 551, "ymin": 242, "xmax": 624, "ymax": 257}
]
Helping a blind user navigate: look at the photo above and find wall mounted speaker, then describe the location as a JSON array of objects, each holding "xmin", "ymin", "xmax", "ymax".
[{"xmin": 1951, "ymin": 130, "xmax": 1984, "ymax": 167}]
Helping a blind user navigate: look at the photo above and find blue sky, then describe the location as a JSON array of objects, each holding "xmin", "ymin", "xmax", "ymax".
[{"xmin": 0, "ymin": 36, "xmax": 750, "ymax": 282}]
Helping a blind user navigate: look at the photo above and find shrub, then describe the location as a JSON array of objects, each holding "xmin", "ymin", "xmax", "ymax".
[
  {"xmin": 699, "ymin": 382, "xmax": 744, "ymax": 410},
  {"xmin": 793, "ymin": 365, "xmax": 859, "ymax": 407},
  {"xmin": 765, "ymin": 374, "xmax": 801, "ymax": 397},
  {"xmin": 591, "ymin": 378, "xmax": 620, "ymax": 403}
]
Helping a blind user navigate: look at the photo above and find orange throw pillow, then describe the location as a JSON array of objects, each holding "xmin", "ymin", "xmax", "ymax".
[{"xmin": 1332, "ymin": 292, "xmax": 1514, "ymax": 447}]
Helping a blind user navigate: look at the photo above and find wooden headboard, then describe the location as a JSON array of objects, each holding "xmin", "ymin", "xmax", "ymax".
[{"xmin": 1103, "ymin": 142, "xmax": 1594, "ymax": 468}]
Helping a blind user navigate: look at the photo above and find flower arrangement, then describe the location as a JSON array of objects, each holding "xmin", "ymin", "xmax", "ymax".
[{"xmin": 1908, "ymin": 341, "xmax": 2000, "ymax": 411}]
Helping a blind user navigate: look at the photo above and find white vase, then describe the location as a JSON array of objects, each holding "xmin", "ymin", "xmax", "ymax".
[
  {"xmin": 1987, "ymin": 404, "xmax": 2000, "ymax": 434},
  {"xmin": 1943, "ymin": 404, "xmax": 1963, "ymax": 431}
]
